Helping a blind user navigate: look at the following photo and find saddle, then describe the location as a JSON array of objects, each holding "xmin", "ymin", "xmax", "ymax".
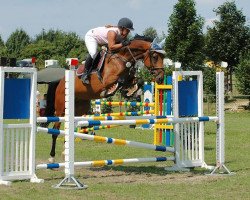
[{"xmin": 76, "ymin": 49, "xmax": 107, "ymax": 81}]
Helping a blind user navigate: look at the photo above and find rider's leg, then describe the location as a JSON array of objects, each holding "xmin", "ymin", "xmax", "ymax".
[
  {"xmin": 81, "ymin": 55, "xmax": 93, "ymax": 84},
  {"xmin": 82, "ymin": 32, "xmax": 98, "ymax": 84}
]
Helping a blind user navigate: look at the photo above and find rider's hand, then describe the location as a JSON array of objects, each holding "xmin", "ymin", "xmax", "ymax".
[{"xmin": 122, "ymin": 40, "xmax": 131, "ymax": 46}]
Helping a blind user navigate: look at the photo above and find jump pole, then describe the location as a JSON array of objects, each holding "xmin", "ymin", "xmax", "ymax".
[{"xmin": 37, "ymin": 157, "xmax": 175, "ymax": 169}]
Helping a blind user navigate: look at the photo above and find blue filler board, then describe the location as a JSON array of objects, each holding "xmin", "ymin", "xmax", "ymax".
[
  {"xmin": 178, "ymin": 80, "xmax": 198, "ymax": 117},
  {"xmin": 3, "ymin": 78, "xmax": 31, "ymax": 119}
]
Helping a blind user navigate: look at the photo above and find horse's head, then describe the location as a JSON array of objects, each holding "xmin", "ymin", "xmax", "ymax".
[
  {"xmin": 142, "ymin": 39, "xmax": 166, "ymax": 84},
  {"xmin": 116, "ymin": 38, "xmax": 166, "ymax": 84}
]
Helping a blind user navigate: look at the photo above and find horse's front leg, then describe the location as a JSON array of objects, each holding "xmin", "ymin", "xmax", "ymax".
[
  {"xmin": 49, "ymin": 122, "xmax": 61, "ymax": 163},
  {"xmin": 100, "ymin": 73, "xmax": 121, "ymax": 97}
]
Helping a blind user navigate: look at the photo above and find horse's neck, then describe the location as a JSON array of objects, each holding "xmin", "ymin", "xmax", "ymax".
[
  {"xmin": 130, "ymin": 40, "xmax": 151, "ymax": 50},
  {"xmin": 118, "ymin": 40, "xmax": 151, "ymax": 59}
]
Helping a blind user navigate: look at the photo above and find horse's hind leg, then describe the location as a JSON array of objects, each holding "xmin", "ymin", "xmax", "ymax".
[{"xmin": 49, "ymin": 121, "xmax": 61, "ymax": 163}]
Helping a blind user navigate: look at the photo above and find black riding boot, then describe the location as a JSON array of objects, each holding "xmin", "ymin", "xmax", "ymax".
[{"xmin": 81, "ymin": 55, "xmax": 93, "ymax": 84}]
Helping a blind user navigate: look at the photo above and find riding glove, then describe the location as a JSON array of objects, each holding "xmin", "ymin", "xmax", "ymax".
[{"xmin": 122, "ymin": 40, "xmax": 131, "ymax": 46}]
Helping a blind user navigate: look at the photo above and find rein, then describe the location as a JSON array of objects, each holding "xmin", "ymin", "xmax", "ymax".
[{"xmin": 109, "ymin": 45, "xmax": 164, "ymax": 76}]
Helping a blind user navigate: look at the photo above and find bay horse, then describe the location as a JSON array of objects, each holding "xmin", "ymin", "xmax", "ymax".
[{"xmin": 45, "ymin": 38, "xmax": 166, "ymax": 163}]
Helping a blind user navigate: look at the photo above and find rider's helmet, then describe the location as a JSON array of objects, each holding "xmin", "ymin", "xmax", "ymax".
[{"xmin": 118, "ymin": 17, "xmax": 134, "ymax": 31}]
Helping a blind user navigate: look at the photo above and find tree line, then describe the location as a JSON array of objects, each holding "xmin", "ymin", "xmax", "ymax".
[{"xmin": 0, "ymin": 0, "xmax": 249, "ymax": 97}]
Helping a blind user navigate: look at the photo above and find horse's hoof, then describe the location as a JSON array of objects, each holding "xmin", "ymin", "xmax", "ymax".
[
  {"xmin": 126, "ymin": 84, "xmax": 138, "ymax": 97},
  {"xmin": 48, "ymin": 157, "xmax": 55, "ymax": 163},
  {"xmin": 107, "ymin": 83, "xmax": 119, "ymax": 95}
]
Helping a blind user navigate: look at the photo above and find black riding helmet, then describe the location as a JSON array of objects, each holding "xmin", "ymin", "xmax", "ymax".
[{"xmin": 118, "ymin": 17, "xmax": 134, "ymax": 31}]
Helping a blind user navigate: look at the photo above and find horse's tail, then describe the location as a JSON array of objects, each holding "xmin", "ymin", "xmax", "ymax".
[{"xmin": 45, "ymin": 81, "xmax": 60, "ymax": 117}]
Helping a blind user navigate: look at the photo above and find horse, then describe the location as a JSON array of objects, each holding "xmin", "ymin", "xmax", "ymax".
[{"xmin": 45, "ymin": 38, "xmax": 166, "ymax": 163}]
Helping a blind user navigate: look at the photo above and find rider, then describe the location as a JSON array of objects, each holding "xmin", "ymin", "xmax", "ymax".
[{"xmin": 81, "ymin": 17, "xmax": 134, "ymax": 84}]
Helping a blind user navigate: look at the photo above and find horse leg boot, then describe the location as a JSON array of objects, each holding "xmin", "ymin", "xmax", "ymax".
[{"xmin": 81, "ymin": 55, "xmax": 93, "ymax": 84}]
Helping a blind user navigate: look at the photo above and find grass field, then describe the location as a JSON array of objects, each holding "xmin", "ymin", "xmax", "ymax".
[{"xmin": 0, "ymin": 111, "xmax": 249, "ymax": 200}]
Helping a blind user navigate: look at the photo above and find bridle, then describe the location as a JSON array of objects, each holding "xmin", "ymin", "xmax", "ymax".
[
  {"xmin": 106, "ymin": 44, "xmax": 165, "ymax": 84},
  {"xmin": 139, "ymin": 48, "xmax": 165, "ymax": 77}
]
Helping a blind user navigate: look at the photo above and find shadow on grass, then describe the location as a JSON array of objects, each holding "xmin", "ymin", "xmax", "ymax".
[
  {"xmin": 38, "ymin": 164, "xmax": 216, "ymax": 182},
  {"xmin": 88, "ymin": 165, "xmax": 213, "ymax": 176},
  {"xmin": 205, "ymin": 131, "xmax": 216, "ymax": 136},
  {"xmin": 204, "ymin": 146, "xmax": 214, "ymax": 151},
  {"xmin": 94, "ymin": 165, "xmax": 169, "ymax": 175}
]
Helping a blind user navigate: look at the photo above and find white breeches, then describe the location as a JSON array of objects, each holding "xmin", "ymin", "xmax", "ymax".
[{"xmin": 85, "ymin": 30, "xmax": 98, "ymax": 58}]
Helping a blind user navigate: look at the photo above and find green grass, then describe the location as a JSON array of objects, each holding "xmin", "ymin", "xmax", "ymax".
[{"xmin": 0, "ymin": 112, "xmax": 249, "ymax": 200}]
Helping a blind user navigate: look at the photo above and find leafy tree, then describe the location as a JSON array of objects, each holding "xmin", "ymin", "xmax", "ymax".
[
  {"xmin": 165, "ymin": 0, "xmax": 205, "ymax": 70},
  {"xmin": 235, "ymin": 51, "xmax": 250, "ymax": 97},
  {"xmin": 35, "ymin": 29, "xmax": 87, "ymax": 60},
  {"xmin": 21, "ymin": 40, "xmax": 56, "ymax": 69},
  {"xmin": 205, "ymin": 1, "xmax": 250, "ymax": 92},
  {"xmin": 203, "ymin": 67, "xmax": 217, "ymax": 101},
  {"xmin": 0, "ymin": 35, "xmax": 7, "ymax": 56},
  {"xmin": 137, "ymin": 67, "xmax": 153, "ymax": 83},
  {"xmin": 5, "ymin": 29, "xmax": 31, "ymax": 58},
  {"xmin": 35, "ymin": 29, "xmax": 62, "ymax": 43},
  {"xmin": 0, "ymin": 35, "xmax": 4, "ymax": 47},
  {"xmin": 143, "ymin": 27, "xmax": 158, "ymax": 40},
  {"xmin": 67, "ymin": 40, "xmax": 87, "ymax": 61}
]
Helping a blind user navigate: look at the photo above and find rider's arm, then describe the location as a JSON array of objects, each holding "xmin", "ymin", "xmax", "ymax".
[{"xmin": 107, "ymin": 30, "xmax": 123, "ymax": 51}]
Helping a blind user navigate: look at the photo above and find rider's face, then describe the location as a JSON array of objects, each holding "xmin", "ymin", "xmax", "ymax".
[{"xmin": 121, "ymin": 28, "xmax": 130, "ymax": 38}]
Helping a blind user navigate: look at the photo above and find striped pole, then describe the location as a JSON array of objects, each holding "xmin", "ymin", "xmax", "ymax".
[
  {"xmin": 77, "ymin": 116, "xmax": 218, "ymax": 127},
  {"xmin": 37, "ymin": 127, "xmax": 175, "ymax": 153},
  {"xmin": 37, "ymin": 113, "xmax": 157, "ymax": 123},
  {"xmin": 93, "ymin": 101, "xmax": 155, "ymax": 107},
  {"xmin": 37, "ymin": 156, "xmax": 175, "ymax": 169},
  {"xmin": 91, "ymin": 110, "xmax": 155, "ymax": 117},
  {"xmin": 37, "ymin": 116, "xmax": 126, "ymax": 123},
  {"xmin": 78, "ymin": 125, "xmax": 120, "ymax": 133}
]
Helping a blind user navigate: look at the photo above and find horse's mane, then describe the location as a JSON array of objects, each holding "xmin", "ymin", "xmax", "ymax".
[
  {"xmin": 118, "ymin": 34, "xmax": 152, "ymax": 54},
  {"xmin": 132, "ymin": 34, "xmax": 153, "ymax": 42}
]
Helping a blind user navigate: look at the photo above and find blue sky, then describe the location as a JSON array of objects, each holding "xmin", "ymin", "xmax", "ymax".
[{"xmin": 0, "ymin": 0, "xmax": 249, "ymax": 42}]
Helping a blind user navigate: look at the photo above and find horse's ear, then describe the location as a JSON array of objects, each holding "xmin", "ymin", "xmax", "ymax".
[
  {"xmin": 152, "ymin": 38, "xmax": 158, "ymax": 45},
  {"xmin": 151, "ymin": 38, "xmax": 158, "ymax": 49},
  {"xmin": 159, "ymin": 38, "xmax": 166, "ymax": 48},
  {"xmin": 150, "ymin": 38, "xmax": 166, "ymax": 54}
]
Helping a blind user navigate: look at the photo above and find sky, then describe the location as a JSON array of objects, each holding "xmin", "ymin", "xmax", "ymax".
[{"xmin": 0, "ymin": 0, "xmax": 249, "ymax": 42}]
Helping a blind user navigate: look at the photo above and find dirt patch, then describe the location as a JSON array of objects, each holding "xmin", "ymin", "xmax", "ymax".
[
  {"xmin": 75, "ymin": 168, "xmax": 224, "ymax": 185},
  {"xmin": 225, "ymin": 99, "xmax": 249, "ymax": 111}
]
